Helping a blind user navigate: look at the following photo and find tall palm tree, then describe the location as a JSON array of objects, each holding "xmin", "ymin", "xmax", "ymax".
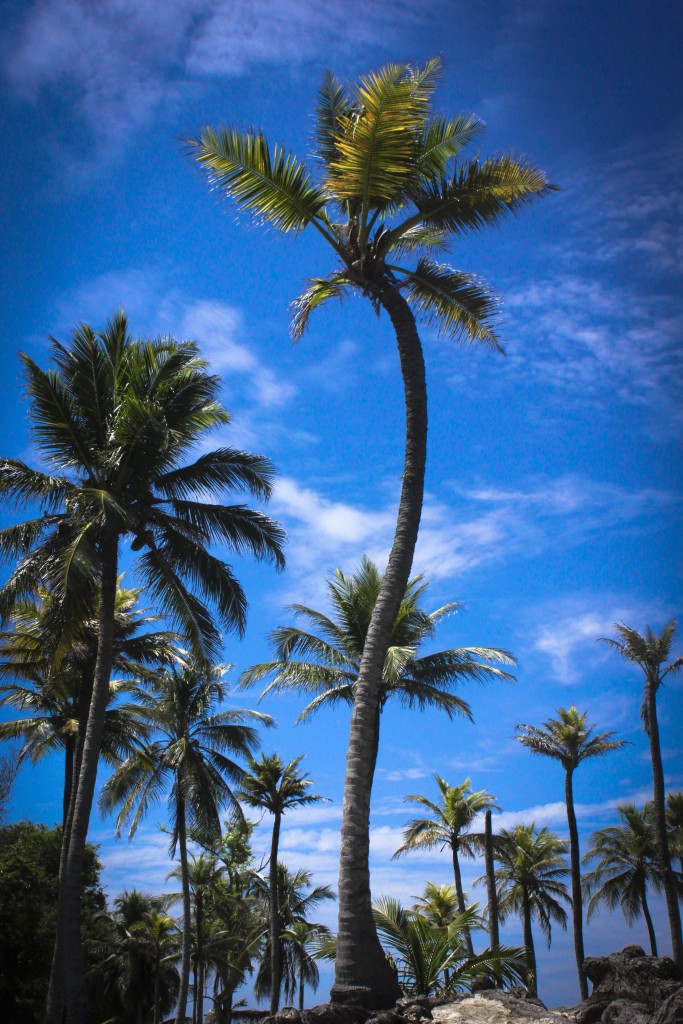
[
  {"xmin": 99, "ymin": 659, "xmax": 273, "ymax": 1024},
  {"xmin": 516, "ymin": 706, "xmax": 625, "ymax": 999},
  {"xmin": 0, "ymin": 584, "xmax": 176, "ymax": 824},
  {"xmin": 582, "ymin": 803, "xmax": 663, "ymax": 955},
  {"xmin": 393, "ymin": 776, "xmax": 499, "ymax": 956},
  {"xmin": 599, "ymin": 622, "xmax": 683, "ymax": 969},
  {"xmin": 242, "ymin": 557, "xmax": 515, "ymax": 780},
  {"xmin": 489, "ymin": 823, "xmax": 569, "ymax": 996},
  {"xmin": 666, "ymin": 792, "xmax": 683, "ymax": 879},
  {"xmin": 190, "ymin": 59, "xmax": 551, "ymax": 1006},
  {"xmin": 0, "ymin": 314, "xmax": 285, "ymax": 1024},
  {"xmin": 238, "ymin": 755, "xmax": 327, "ymax": 1014},
  {"xmin": 484, "ymin": 808, "xmax": 500, "ymax": 951}
]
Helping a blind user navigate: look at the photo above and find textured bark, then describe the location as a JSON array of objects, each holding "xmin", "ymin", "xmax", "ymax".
[
  {"xmin": 646, "ymin": 678, "xmax": 683, "ymax": 970},
  {"xmin": 197, "ymin": 892, "xmax": 205, "ymax": 1024},
  {"xmin": 63, "ymin": 737, "xmax": 75, "ymax": 830},
  {"xmin": 522, "ymin": 885, "xmax": 537, "ymax": 997},
  {"xmin": 59, "ymin": 530, "xmax": 119, "ymax": 1024},
  {"xmin": 331, "ymin": 284, "xmax": 425, "ymax": 1008},
  {"xmin": 565, "ymin": 769, "xmax": 589, "ymax": 1000},
  {"xmin": 175, "ymin": 795, "xmax": 193, "ymax": 1024},
  {"xmin": 641, "ymin": 887, "xmax": 658, "ymax": 956},
  {"xmin": 484, "ymin": 810, "xmax": 500, "ymax": 949},
  {"xmin": 270, "ymin": 810, "xmax": 282, "ymax": 1015},
  {"xmin": 452, "ymin": 845, "xmax": 474, "ymax": 956}
]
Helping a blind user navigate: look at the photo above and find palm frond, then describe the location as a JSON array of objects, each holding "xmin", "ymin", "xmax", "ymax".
[
  {"xmin": 401, "ymin": 259, "xmax": 501, "ymax": 348},
  {"xmin": 291, "ymin": 274, "xmax": 350, "ymax": 341}
]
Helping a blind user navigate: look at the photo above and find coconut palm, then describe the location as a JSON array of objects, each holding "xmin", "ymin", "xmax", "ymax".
[
  {"xmin": 280, "ymin": 921, "xmax": 328, "ymax": 1011},
  {"xmin": 238, "ymin": 755, "xmax": 327, "ymax": 1014},
  {"xmin": 489, "ymin": 824, "xmax": 569, "ymax": 996},
  {"xmin": 190, "ymin": 59, "xmax": 551, "ymax": 1006},
  {"xmin": 372, "ymin": 895, "xmax": 526, "ymax": 997},
  {"xmin": 0, "ymin": 314, "xmax": 285, "ymax": 1024},
  {"xmin": 393, "ymin": 776, "xmax": 499, "ymax": 956},
  {"xmin": 516, "ymin": 706, "xmax": 625, "ymax": 998},
  {"xmin": 666, "ymin": 792, "xmax": 683, "ymax": 879},
  {"xmin": 0, "ymin": 584, "xmax": 176, "ymax": 824},
  {"xmin": 483, "ymin": 808, "xmax": 500, "ymax": 950},
  {"xmin": 241, "ymin": 557, "xmax": 515, "ymax": 781},
  {"xmin": 582, "ymin": 802, "xmax": 664, "ymax": 955},
  {"xmin": 99, "ymin": 659, "xmax": 273, "ymax": 1024},
  {"xmin": 599, "ymin": 622, "xmax": 683, "ymax": 969}
]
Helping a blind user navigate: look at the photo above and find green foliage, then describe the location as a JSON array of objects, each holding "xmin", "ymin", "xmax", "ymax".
[
  {"xmin": 0, "ymin": 821, "xmax": 104, "ymax": 1024},
  {"xmin": 491, "ymin": 824, "xmax": 569, "ymax": 947}
]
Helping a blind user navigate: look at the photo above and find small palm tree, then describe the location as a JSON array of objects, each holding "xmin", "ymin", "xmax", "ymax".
[
  {"xmin": 99, "ymin": 659, "xmax": 273, "ymax": 1024},
  {"xmin": 582, "ymin": 802, "xmax": 664, "ymax": 955},
  {"xmin": 599, "ymin": 622, "xmax": 683, "ymax": 969},
  {"xmin": 490, "ymin": 823, "xmax": 569, "ymax": 996},
  {"xmin": 280, "ymin": 920, "xmax": 328, "ymax": 1011},
  {"xmin": 666, "ymin": 792, "xmax": 683, "ymax": 878},
  {"xmin": 190, "ymin": 59, "xmax": 551, "ymax": 1007},
  {"xmin": 238, "ymin": 755, "xmax": 328, "ymax": 1014},
  {"xmin": 372, "ymin": 895, "xmax": 526, "ymax": 997},
  {"xmin": 516, "ymin": 706, "xmax": 625, "ymax": 998},
  {"xmin": 0, "ymin": 314, "xmax": 284, "ymax": 1024},
  {"xmin": 393, "ymin": 776, "xmax": 499, "ymax": 955},
  {"xmin": 242, "ymin": 557, "xmax": 515, "ymax": 779}
]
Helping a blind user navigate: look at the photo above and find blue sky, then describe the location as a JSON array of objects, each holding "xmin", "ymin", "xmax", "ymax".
[{"xmin": 1, "ymin": 0, "xmax": 682, "ymax": 1009}]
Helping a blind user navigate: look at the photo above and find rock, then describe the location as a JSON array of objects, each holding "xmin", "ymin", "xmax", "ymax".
[
  {"xmin": 305, "ymin": 1005, "xmax": 373, "ymax": 1024},
  {"xmin": 601, "ymin": 1000, "xmax": 651, "ymax": 1024},
  {"xmin": 583, "ymin": 948, "xmax": 681, "ymax": 1016},
  {"xmin": 470, "ymin": 977, "xmax": 497, "ymax": 993},
  {"xmin": 431, "ymin": 991, "xmax": 570, "ymax": 1024},
  {"xmin": 653, "ymin": 991, "xmax": 683, "ymax": 1024}
]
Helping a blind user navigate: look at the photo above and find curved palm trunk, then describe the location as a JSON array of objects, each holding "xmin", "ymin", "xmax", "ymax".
[
  {"xmin": 331, "ymin": 285, "xmax": 425, "ymax": 1009},
  {"xmin": 270, "ymin": 810, "xmax": 282, "ymax": 1015},
  {"xmin": 451, "ymin": 845, "xmax": 474, "ymax": 956},
  {"xmin": 645, "ymin": 678, "xmax": 683, "ymax": 970},
  {"xmin": 484, "ymin": 810, "xmax": 500, "ymax": 950},
  {"xmin": 640, "ymin": 885, "xmax": 658, "ymax": 956},
  {"xmin": 521, "ymin": 885, "xmax": 537, "ymax": 997},
  {"xmin": 176, "ymin": 794, "xmax": 193, "ymax": 1024},
  {"xmin": 565, "ymin": 769, "xmax": 588, "ymax": 1000},
  {"xmin": 55, "ymin": 530, "xmax": 119, "ymax": 1024}
]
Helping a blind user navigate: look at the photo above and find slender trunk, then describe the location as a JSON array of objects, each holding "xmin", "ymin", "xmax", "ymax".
[
  {"xmin": 452, "ymin": 845, "xmax": 474, "ymax": 956},
  {"xmin": 192, "ymin": 960, "xmax": 198, "ymax": 1024},
  {"xmin": 269, "ymin": 810, "xmax": 282, "ymax": 1014},
  {"xmin": 197, "ymin": 894, "xmax": 204, "ymax": 1024},
  {"xmin": 641, "ymin": 885, "xmax": 658, "ymax": 956},
  {"xmin": 521, "ymin": 885, "xmax": 537, "ymax": 997},
  {"xmin": 331, "ymin": 284, "xmax": 425, "ymax": 1009},
  {"xmin": 565, "ymin": 769, "xmax": 588, "ymax": 1000},
  {"xmin": 646, "ymin": 678, "xmax": 683, "ymax": 970},
  {"xmin": 175, "ymin": 794, "xmax": 192, "ymax": 1024},
  {"xmin": 153, "ymin": 948, "xmax": 161, "ymax": 1024},
  {"xmin": 63, "ymin": 737, "xmax": 75, "ymax": 829},
  {"xmin": 298, "ymin": 960, "xmax": 304, "ymax": 1012},
  {"xmin": 59, "ymin": 530, "xmax": 119, "ymax": 1024},
  {"xmin": 485, "ymin": 810, "xmax": 500, "ymax": 950}
]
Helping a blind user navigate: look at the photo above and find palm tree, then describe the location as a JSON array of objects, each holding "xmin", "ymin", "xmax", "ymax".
[
  {"xmin": 0, "ymin": 584, "xmax": 176, "ymax": 824},
  {"xmin": 599, "ymin": 622, "xmax": 683, "ymax": 969},
  {"xmin": 393, "ymin": 776, "xmax": 499, "ymax": 955},
  {"xmin": 516, "ymin": 706, "xmax": 625, "ymax": 998},
  {"xmin": 280, "ymin": 920, "xmax": 328, "ymax": 1011},
  {"xmin": 489, "ymin": 823, "xmax": 569, "ymax": 996},
  {"xmin": 189, "ymin": 59, "xmax": 552, "ymax": 1006},
  {"xmin": 484, "ymin": 808, "xmax": 500, "ymax": 950},
  {"xmin": 242, "ymin": 557, "xmax": 515, "ymax": 781},
  {"xmin": 371, "ymin": 895, "xmax": 526, "ymax": 997},
  {"xmin": 582, "ymin": 803, "xmax": 663, "ymax": 955},
  {"xmin": 238, "ymin": 755, "xmax": 327, "ymax": 1014},
  {"xmin": 0, "ymin": 314, "xmax": 285, "ymax": 1024},
  {"xmin": 666, "ymin": 792, "xmax": 683, "ymax": 879},
  {"xmin": 99, "ymin": 659, "xmax": 273, "ymax": 1024}
]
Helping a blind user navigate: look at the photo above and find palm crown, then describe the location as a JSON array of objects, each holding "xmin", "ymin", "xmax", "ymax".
[
  {"xmin": 516, "ymin": 705, "xmax": 625, "ymax": 772},
  {"xmin": 493, "ymin": 824, "xmax": 569, "ymax": 945},
  {"xmin": 394, "ymin": 775, "xmax": 499, "ymax": 860},
  {"xmin": 190, "ymin": 59, "xmax": 553, "ymax": 346}
]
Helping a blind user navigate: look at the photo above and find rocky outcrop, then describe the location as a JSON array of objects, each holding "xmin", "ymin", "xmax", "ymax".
[{"xmin": 563, "ymin": 947, "xmax": 682, "ymax": 1024}]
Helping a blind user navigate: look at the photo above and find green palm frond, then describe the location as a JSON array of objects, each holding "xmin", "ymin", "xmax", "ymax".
[
  {"xmin": 291, "ymin": 274, "xmax": 351, "ymax": 340},
  {"xmin": 412, "ymin": 114, "xmax": 485, "ymax": 181},
  {"xmin": 401, "ymin": 259, "xmax": 500, "ymax": 348},
  {"xmin": 313, "ymin": 71, "xmax": 355, "ymax": 166}
]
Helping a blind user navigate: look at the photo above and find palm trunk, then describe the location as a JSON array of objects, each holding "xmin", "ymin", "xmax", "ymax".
[
  {"xmin": 641, "ymin": 885, "xmax": 658, "ymax": 956},
  {"xmin": 452, "ymin": 845, "xmax": 474, "ymax": 956},
  {"xmin": 485, "ymin": 810, "xmax": 500, "ymax": 949},
  {"xmin": 521, "ymin": 885, "xmax": 537, "ymax": 997},
  {"xmin": 299, "ymin": 960, "xmax": 305, "ymax": 1012},
  {"xmin": 646, "ymin": 678, "xmax": 683, "ymax": 970},
  {"xmin": 57, "ymin": 530, "xmax": 119, "ymax": 1024},
  {"xmin": 193, "ymin": 962, "xmax": 199, "ymax": 1024},
  {"xmin": 176, "ymin": 794, "xmax": 192, "ymax": 1024},
  {"xmin": 270, "ymin": 810, "xmax": 282, "ymax": 1015},
  {"xmin": 331, "ymin": 284, "xmax": 425, "ymax": 1009},
  {"xmin": 197, "ymin": 894, "xmax": 204, "ymax": 1024},
  {"xmin": 565, "ymin": 769, "xmax": 588, "ymax": 1000},
  {"xmin": 153, "ymin": 948, "xmax": 161, "ymax": 1024},
  {"xmin": 63, "ymin": 737, "xmax": 75, "ymax": 829}
]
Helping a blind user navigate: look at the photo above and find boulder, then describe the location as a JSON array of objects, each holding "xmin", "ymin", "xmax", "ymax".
[{"xmin": 583, "ymin": 948, "xmax": 681, "ymax": 1017}]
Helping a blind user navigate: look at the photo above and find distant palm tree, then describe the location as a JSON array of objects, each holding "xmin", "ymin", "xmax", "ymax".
[
  {"xmin": 666, "ymin": 792, "xmax": 683, "ymax": 879},
  {"xmin": 516, "ymin": 706, "xmax": 625, "ymax": 998},
  {"xmin": 190, "ymin": 59, "xmax": 551, "ymax": 1004},
  {"xmin": 0, "ymin": 314, "xmax": 285, "ymax": 1024},
  {"xmin": 280, "ymin": 920, "xmax": 328, "ymax": 1011},
  {"xmin": 100, "ymin": 659, "xmax": 272, "ymax": 1024},
  {"xmin": 582, "ymin": 802, "xmax": 664, "ymax": 955},
  {"xmin": 491, "ymin": 824, "xmax": 569, "ymax": 996},
  {"xmin": 413, "ymin": 882, "xmax": 461, "ymax": 929},
  {"xmin": 394, "ymin": 776, "xmax": 499, "ymax": 955},
  {"xmin": 168, "ymin": 851, "xmax": 223, "ymax": 1024},
  {"xmin": 599, "ymin": 622, "xmax": 683, "ymax": 969},
  {"xmin": 238, "ymin": 755, "xmax": 327, "ymax": 1014}
]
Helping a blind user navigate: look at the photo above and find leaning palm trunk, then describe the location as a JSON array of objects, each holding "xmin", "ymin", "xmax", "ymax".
[
  {"xmin": 565, "ymin": 769, "xmax": 588, "ymax": 1000},
  {"xmin": 521, "ymin": 886, "xmax": 537, "ymax": 997},
  {"xmin": 176, "ymin": 795, "xmax": 193, "ymax": 1024},
  {"xmin": 645, "ymin": 680, "xmax": 683, "ymax": 969},
  {"xmin": 640, "ymin": 886, "xmax": 658, "ymax": 956},
  {"xmin": 485, "ymin": 810, "xmax": 500, "ymax": 949},
  {"xmin": 269, "ymin": 811, "xmax": 283, "ymax": 1014},
  {"xmin": 331, "ymin": 286, "xmax": 425, "ymax": 1007},
  {"xmin": 57, "ymin": 532, "xmax": 119, "ymax": 1024}
]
